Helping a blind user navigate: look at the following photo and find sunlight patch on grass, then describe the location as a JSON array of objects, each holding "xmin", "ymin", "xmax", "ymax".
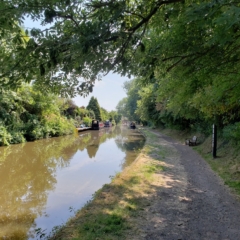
[{"xmin": 49, "ymin": 128, "xmax": 171, "ymax": 240}]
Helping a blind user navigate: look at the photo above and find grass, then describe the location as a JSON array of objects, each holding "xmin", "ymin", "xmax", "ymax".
[
  {"xmin": 188, "ymin": 134, "xmax": 240, "ymax": 195},
  {"xmin": 49, "ymin": 126, "xmax": 240, "ymax": 239},
  {"xmin": 49, "ymin": 128, "xmax": 168, "ymax": 240},
  {"xmin": 159, "ymin": 127, "xmax": 240, "ymax": 196}
]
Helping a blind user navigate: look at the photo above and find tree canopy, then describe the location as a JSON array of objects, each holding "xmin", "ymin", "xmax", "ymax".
[
  {"xmin": 3, "ymin": 0, "xmax": 236, "ymax": 94},
  {"xmin": 1, "ymin": 0, "xmax": 240, "ymax": 131}
]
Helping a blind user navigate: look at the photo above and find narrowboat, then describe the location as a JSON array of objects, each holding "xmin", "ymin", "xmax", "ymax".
[
  {"xmin": 104, "ymin": 120, "xmax": 112, "ymax": 127},
  {"xmin": 91, "ymin": 120, "xmax": 104, "ymax": 130},
  {"xmin": 130, "ymin": 122, "xmax": 136, "ymax": 129}
]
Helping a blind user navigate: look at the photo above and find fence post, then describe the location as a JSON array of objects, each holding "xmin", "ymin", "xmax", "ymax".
[{"xmin": 212, "ymin": 124, "xmax": 217, "ymax": 158}]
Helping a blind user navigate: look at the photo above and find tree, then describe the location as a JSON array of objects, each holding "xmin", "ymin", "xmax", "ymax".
[
  {"xmin": 100, "ymin": 107, "xmax": 109, "ymax": 122},
  {"xmin": 0, "ymin": 85, "xmax": 75, "ymax": 145},
  {"xmin": 86, "ymin": 97, "xmax": 102, "ymax": 121},
  {"xmin": 109, "ymin": 110, "xmax": 121, "ymax": 125},
  {"xmin": 63, "ymin": 99, "xmax": 78, "ymax": 117},
  {"xmin": 116, "ymin": 98, "xmax": 127, "ymax": 118},
  {"xmin": 2, "ymin": 0, "xmax": 240, "ymax": 131},
  {"xmin": 0, "ymin": 0, "xmax": 183, "ymax": 96}
]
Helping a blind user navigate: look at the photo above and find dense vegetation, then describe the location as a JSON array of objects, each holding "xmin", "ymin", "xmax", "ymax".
[
  {"xmin": 0, "ymin": 85, "xmax": 75, "ymax": 145},
  {"xmin": 1, "ymin": 0, "xmax": 240, "ymax": 142},
  {"xmin": 0, "ymin": 85, "xmax": 121, "ymax": 146},
  {"xmin": 117, "ymin": 76, "xmax": 240, "ymax": 142}
]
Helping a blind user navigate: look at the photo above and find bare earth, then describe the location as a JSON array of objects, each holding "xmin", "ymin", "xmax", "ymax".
[{"xmin": 133, "ymin": 129, "xmax": 240, "ymax": 240}]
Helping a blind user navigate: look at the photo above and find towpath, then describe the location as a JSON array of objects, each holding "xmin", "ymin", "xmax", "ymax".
[{"xmin": 137, "ymin": 129, "xmax": 240, "ymax": 240}]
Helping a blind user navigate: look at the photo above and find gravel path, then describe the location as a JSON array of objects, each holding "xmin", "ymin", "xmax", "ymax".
[{"xmin": 141, "ymin": 130, "xmax": 240, "ymax": 240}]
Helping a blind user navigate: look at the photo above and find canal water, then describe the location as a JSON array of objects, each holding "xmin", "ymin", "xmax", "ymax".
[{"xmin": 0, "ymin": 126, "xmax": 145, "ymax": 239}]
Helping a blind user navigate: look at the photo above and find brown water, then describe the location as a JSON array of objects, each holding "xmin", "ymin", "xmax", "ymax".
[{"xmin": 0, "ymin": 126, "xmax": 145, "ymax": 239}]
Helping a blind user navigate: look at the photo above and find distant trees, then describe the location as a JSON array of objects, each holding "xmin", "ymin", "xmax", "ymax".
[
  {"xmin": 101, "ymin": 107, "xmax": 109, "ymax": 122},
  {"xmin": 116, "ymin": 79, "xmax": 141, "ymax": 123},
  {"xmin": 3, "ymin": 0, "xmax": 240, "ymax": 139},
  {"xmin": 0, "ymin": 85, "xmax": 122, "ymax": 146},
  {"xmin": 87, "ymin": 97, "xmax": 102, "ymax": 121},
  {"xmin": 109, "ymin": 111, "xmax": 122, "ymax": 125}
]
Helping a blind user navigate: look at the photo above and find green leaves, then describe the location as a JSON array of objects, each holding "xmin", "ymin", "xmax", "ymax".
[{"xmin": 86, "ymin": 96, "xmax": 102, "ymax": 121}]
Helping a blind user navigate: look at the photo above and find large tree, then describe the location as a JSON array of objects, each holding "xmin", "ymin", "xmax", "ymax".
[
  {"xmin": 86, "ymin": 96, "xmax": 102, "ymax": 120},
  {"xmin": 0, "ymin": 0, "xmax": 183, "ymax": 96},
  {"xmin": 116, "ymin": 79, "xmax": 141, "ymax": 122},
  {"xmin": 1, "ymin": 0, "xmax": 240, "ymax": 127}
]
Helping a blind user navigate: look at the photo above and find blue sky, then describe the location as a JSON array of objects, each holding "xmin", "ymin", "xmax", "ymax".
[
  {"xmin": 23, "ymin": 18, "xmax": 128, "ymax": 111},
  {"xmin": 73, "ymin": 73, "xmax": 128, "ymax": 111}
]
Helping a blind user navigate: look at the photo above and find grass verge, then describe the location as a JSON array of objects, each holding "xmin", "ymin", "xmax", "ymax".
[
  {"xmin": 159, "ymin": 128, "xmax": 240, "ymax": 196},
  {"xmin": 49, "ymin": 128, "xmax": 167, "ymax": 240}
]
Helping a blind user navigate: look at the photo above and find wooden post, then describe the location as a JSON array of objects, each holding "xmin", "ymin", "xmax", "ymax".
[{"xmin": 212, "ymin": 124, "xmax": 217, "ymax": 158}]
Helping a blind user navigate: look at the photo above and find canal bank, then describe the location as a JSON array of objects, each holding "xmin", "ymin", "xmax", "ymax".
[
  {"xmin": 49, "ymin": 127, "xmax": 184, "ymax": 239},
  {"xmin": 50, "ymin": 127, "xmax": 240, "ymax": 240}
]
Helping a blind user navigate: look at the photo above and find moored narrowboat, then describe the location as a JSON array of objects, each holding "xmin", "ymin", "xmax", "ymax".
[
  {"xmin": 130, "ymin": 122, "xmax": 136, "ymax": 129},
  {"xmin": 104, "ymin": 120, "xmax": 112, "ymax": 127},
  {"xmin": 92, "ymin": 120, "xmax": 104, "ymax": 130}
]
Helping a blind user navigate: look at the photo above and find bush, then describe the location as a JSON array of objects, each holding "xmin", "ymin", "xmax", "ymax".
[
  {"xmin": 43, "ymin": 115, "xmax": 75, "ymax": 137},
  {"xmin": 10, "ymin": 131, "xmax": 26, "ymax": 144},
  {"xmin": 83, "ymin": 117, "xmax": 92, "ymax": 127},
  {"xmin": 0, "ymin": 125, "xmax": 12, "ymax": 146},
  {"xmin": 223, "ymin": 122, "xmax": 240, "ymax": 143}
]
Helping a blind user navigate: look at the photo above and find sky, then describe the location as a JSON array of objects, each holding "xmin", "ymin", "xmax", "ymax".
[
  {"xmin": 73, "ymin": 73, "xmax": 128, "ymax": 111},
  {"xmin": 23, "ymin": 18, "xmax": 129, "ymax": 111}
]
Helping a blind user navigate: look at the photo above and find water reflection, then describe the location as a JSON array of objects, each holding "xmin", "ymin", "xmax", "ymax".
[{"xmin": 0, "ymin": 126, "xmax": 145, "ymax": 239}]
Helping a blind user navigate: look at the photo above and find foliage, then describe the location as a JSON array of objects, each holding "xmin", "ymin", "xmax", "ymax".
[
  {"xmin": 136, "ymin": 84, "xmax": 160, "ymax": 125},
  {"xmin": 0, "ymin": 0, "xmax": 186, "ymax": 97},
  {"xmin": 1, "ymin": 0, "xmax": 240, "ymax": 134},
  {"xmin": 0, "ymin": 85, "xmax": 75, "ymax": 145},
  {"xmin": 86, "ymin": 97, "xmax": 102, "ymax": 121},
  {"xmin": 111, "ymin": 119, "xmax": 116, "ymax": 126},
  {"xmin": 116, "ymin": 79, "xmax": 141, "ymax": 122},
  {"xmin": 83, "ymin": 117, "xmax": 92, "ymax": 127},
  {"xmin": 223, "ymin": 122, "xmax": 240, "ymax": 144},
  {"xmin": 116, "ymin": 98, "xmax": 127, "ymax": 118},
  {"xmin": 0, "ymin": 125, "xmax": 12, "ymax": 146},
  {"xmin": 63, "ymin": 99, "xmax": 78, "ymax": 117},
  {"xmin": 100, "ymin": 107, "xmax": 109, "ymax": 122},
  {"xmin": 118, "ymin": 78, "xmax": 212, "ymax": 132},
  {"xmin": 109, "ymin": 110, "xmax": 121, "ymax": 125}
]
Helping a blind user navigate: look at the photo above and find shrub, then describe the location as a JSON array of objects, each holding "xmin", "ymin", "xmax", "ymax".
[
  {"xmin": 83, "ymin": 117, "xmax": 92, "ymax": 127},
  {"xmin": 10, "ymin": 131, "xmax": 26, "ymax": 144},
  {"xmin": 0, "ymin": 125, "xmax": 12, "ymax": 146},
  {"xmin": 43, "ymin": 115, "xmax": 75, "ymax": 137},
  {"xmin": 223, "ymin": 122, "xmax": 240, "ymax": 143}
]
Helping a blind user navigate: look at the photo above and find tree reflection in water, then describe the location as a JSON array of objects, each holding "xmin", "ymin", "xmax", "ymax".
[
  {"xmin": 0, "ymin": 126, "xmax": 145, "ymax": 239},
  {"xmin": 115, "ymin": 127, "xmax": 145, "ymax": 168}
]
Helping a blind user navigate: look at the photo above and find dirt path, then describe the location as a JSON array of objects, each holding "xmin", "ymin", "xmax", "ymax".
[{"xmin": 139, "ymin": 130, "xmax": 240, "ymax": 240}]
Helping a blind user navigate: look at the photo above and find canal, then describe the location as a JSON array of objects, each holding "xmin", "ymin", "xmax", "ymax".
[{"xmin": 0, "ymin": 126, "xmax": 145, "ymax": 239}]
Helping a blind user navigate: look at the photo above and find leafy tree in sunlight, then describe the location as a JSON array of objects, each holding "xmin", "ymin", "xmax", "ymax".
[
  {"xmin": 1, "ymin": 0, "xmax": 240, "ymax": 136},
  {"xmin": 109, "ymin": 110, "xmax": 121, "ymax": 125},
  {"xmin": 100, "ymin": 107, "xmax": 109, "ymax": 122},
  {"xmin": 0, "ymin": 85, "xmax": 75, "ymax": 145},
  {"xmin": 116, "ymin": 79, "xmax": 141, "ymax": 122},
  {"xmin": 87, "ymin": 97, "xmax": 102, "ymax": 121}
]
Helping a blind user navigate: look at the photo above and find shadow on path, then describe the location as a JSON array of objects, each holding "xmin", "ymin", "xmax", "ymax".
[{"xmin": 144, "ymin": 130, "xmax": 240, "ymax": 240}]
